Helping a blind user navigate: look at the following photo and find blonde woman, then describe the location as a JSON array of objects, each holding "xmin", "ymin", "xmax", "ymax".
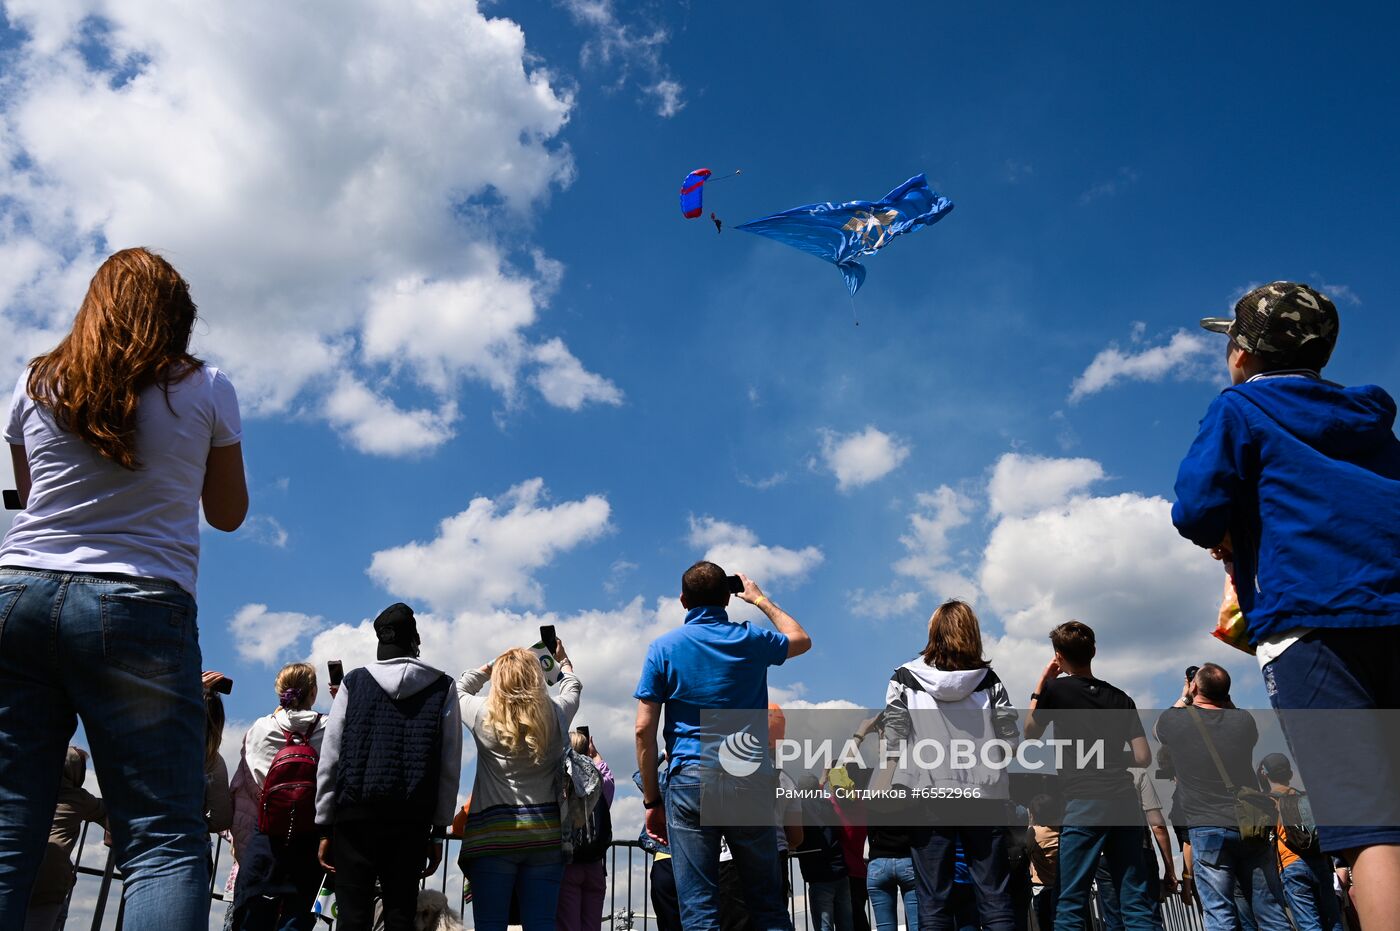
[
  {"xmin": 230, "ymin": 663, "xmax": 327, "ymax": 930},
  {"xmin": 458, "ymin": 641, "xmax": 582, "ymax": 931},
  {"xmin": 0, "ymin": 248, "xmax": 247, "ymax": 929}
]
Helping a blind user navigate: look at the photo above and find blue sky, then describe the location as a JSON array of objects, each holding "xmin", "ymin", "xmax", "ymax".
[{"xmin": 3, "ymin": 0, "xmax": 1399, "ymax": 878}]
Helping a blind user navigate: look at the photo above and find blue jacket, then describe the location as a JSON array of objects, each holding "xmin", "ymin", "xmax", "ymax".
[{"xmin": 1172, "ymin": 373, "xmax": 1400, "ymax": 643}]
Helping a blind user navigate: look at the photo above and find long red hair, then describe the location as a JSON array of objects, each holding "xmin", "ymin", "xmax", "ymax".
[{"xmin": 27, "ymin": 248, "xmax": 202, "ymax": 470}]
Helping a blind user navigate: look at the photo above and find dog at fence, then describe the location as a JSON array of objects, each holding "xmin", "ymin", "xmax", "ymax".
[{"xmin": 416, "ymin": 889, "xmax": 465, "ymax": 931}]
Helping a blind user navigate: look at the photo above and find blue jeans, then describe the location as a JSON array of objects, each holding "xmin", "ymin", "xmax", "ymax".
[
  {"xmin": 465, "ymin": 849, "xmax": 566, "ymax": 931},
  {"xmin": 1188, "ymin": 827, "xmax": 1290, "ymax": 931},
  {"xmin": 0, "ymin": 569, "xmax": 209, "ymax": 930},
  {"xmin": 1280, "ymin": 858, "xmax": 1343, "ymax": 931},
  {"xmin": 909, "ymin": 824, "xmax": 1015, "ymax": 931},
  {"xmin": 1096, "ymin": 846, "xmax": 1164, "ymax": 931},
  {"xmin": 866, "ymin": 857, "xmax": 918, "ymax": 931},
  {"xmin": 808, "ymin": 878, "xmax": 854, "ymax": 931},
  {"xmin": 665, "ymin": 770, "xmax": 792, "ymax": 931},
  {"xmin": 1055, "ymin": 800, "xmax": 1155, "ymax": 931}
]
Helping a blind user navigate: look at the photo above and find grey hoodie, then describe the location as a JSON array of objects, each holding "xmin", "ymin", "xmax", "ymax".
[
  {"xmin": 315, "ymin": 657, "xmax": 463, "ymax": 828},
  {"xmin": 882, "ymin": 660, "xmax": 1019, "ymax": 795}
]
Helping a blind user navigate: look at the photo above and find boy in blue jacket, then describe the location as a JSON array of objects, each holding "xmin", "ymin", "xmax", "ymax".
[{"xmin": 1171, "ymin": 282, "xmax": 1400, "ymax": 930}]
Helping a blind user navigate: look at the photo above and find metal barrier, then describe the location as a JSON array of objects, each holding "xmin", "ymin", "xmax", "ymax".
[{"xmin": 67, "ymin": 822, "xmax": 1211, "ymax": 931}]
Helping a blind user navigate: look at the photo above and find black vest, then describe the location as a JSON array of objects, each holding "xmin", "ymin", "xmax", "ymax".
[{"xmin": 335, "ymin": 666, "xmax": 451, "ymax": 822}]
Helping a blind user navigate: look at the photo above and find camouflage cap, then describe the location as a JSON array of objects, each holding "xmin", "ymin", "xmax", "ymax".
[{"xmin": 1200, "ymin": 282, "xmax": 1339, "ymax": 367}]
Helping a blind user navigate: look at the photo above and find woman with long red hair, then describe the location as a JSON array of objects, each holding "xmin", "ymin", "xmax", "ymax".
[{"xmin": 0, "ymin": 248, "xmax": 247, "ymax": 929}]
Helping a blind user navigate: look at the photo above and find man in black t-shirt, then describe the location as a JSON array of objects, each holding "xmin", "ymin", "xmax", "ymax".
[
  {"xmin": 1155, "ymin": 664, "xmax": 1290, "ymax": 931},
  {"xmin": 1024, "ymin": 621, "xmax": 1156, "ymax": 931}
]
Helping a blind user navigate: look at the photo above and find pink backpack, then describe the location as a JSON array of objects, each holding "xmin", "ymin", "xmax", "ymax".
[{"xmin": 257, "ymin": 715, "xmax": 321, "ymax": 845}]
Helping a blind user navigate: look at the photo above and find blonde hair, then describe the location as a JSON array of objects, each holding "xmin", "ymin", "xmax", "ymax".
[
  {"xmin": 483, "ymin": 648, "xmax": 553, "ymax": 765},
  {"xmin": 570, "ymin": 731, "xmax": 590, "ymax": 755},
  {"xmin": 274, "ymin": 662, "xmax": 318, "ymax": 711},
  {"xmin": 28, "ymin": 248, "xmax": 201, "ymax": 470}
]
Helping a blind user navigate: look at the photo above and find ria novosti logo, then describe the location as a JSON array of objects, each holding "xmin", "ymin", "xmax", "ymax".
[{"xmin": 718, "ymin": 729, "xmax": 767, "ymax": 777}]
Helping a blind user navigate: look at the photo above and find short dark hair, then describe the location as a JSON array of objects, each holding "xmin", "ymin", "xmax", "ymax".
[
  {"xmin": 682, "ymin": 560, "xmax": 729, "ymax": 607},
  {"xmin": 1194, "ymin": 662, "xmax": 1231, "ymax": 703},
  {"xmin": 1050, "ymin": 620, "xmax": 1096, "ymax": 666}
]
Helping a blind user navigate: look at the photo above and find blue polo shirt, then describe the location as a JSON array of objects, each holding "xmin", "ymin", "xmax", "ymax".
[{"xmin": 634, "ymin": 605, "xmax": 789, "ymax": 773}]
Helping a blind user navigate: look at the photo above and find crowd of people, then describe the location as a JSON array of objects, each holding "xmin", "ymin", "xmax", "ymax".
[{"xmin": 0, "ymin": 252, "xmax": 1396, "ymax": 931}]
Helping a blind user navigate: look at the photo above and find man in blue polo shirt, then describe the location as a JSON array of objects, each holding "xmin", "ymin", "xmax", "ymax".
[{"xmin": 635, "ymin": 560, "xmax": 812, "ymax": 931}]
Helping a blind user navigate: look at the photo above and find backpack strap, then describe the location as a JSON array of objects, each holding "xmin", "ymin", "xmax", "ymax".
[
  {"xmin": 1186, "ymin": 706, "xmax": 1236, "ymax": 792},
  {"xmin": 281, "ymin": 713, "xmax": 322, "ymax": 747}
]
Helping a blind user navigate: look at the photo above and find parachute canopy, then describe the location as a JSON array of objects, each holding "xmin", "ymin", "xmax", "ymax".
[
  {"xmin": 735, "ymin": 174, "xmax": 954, "ymax": 295},
  {"xmin": 679, "ymin": 168, "xmax": 712, "ymax": 219}
]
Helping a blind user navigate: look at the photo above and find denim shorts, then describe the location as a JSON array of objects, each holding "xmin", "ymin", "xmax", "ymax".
[{"xmin": 1263, "ymin": 624, "xmax": 1400, "ymax": 852}]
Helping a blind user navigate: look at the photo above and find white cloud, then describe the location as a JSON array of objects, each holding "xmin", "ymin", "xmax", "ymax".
[
  {"xmin": 978, "ymin": 487, "xmax": 1240, "ymax": 704},
  {"xmin": 846, "ymin": 586, "xmax": 922, "ymax": 621},
  {"xmin": 0, "ymin": 0, "xmax": 619, "ymax": 456},
  {"xmin": 851, "ymin": 453, "xmax": 1245, "ymax": 705},
  {"xmin": 1069, "ymin": 329, "xmax": 1217, "ymax": 401},
  {"xmin": 368, "ymin": 478, "xmax": 612, "ymax": 613},
  {"xmin": 891, "ymin": 487, "xmax": 978, "ymax": 596},
  {"xmin": 558, "ymin": 0, "xmax": 685, "ymax": 117},
  {"xmin": 230, "ymin": 604, "xmax": 325, "ymax": 666},
  {"xmin": 306, "ymin": 595, "xmax": 681, "ymax": 756},
  {"xmin": 239, "ymin": 514, "xmax": 290, "ymax": 549},
  {"xmin": 819, "ymin": 426, "xmax": 911, "ymax": 491},
  {"xmin": 323, "ymin": 376, "xmax": 459, "ymax": 457},
  {"xmin": 687, "ymin": 516, "xmax": 824, "ymax": 586},
  {"xmin": 1079, "ymin": 166, "xmax": 1140, "ymax": 204},
  {"xmin": 987, "ymin": 453, "xmax": 1105, "ymax": 517},
  {"xmin": 530, "ymin": 338, "xmax": 624, "ymax": 410}
]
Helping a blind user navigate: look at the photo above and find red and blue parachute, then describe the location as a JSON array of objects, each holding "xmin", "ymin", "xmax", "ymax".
[
  {"xmin": 679, "ymin": 168, "xmax": 711, "ymax": 218},
  {"xmin": 680, "ymin": 168, "xmax": 740, "ymax": 232}
]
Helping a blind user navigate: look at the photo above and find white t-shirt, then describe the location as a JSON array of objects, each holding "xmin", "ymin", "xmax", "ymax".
[{"xmin": 1, "ymin": 366, "xmax": 242, "ymax": 596}]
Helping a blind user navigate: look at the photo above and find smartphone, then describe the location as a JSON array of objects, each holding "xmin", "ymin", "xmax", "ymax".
[
  {"xmin": 577, "ymin": 725, "xmax": 590, "ymax": 741},
  {"xmin": 328, "ymin": 660, "xmax": 344, "ymax": 687},
  {"xmin": 540, "ymin": 625, "xmax": 558, "ymax": 653},
  {"xmin": 726, "ymin": 575, "xmax": 743, "ymax": 595},
  {"xmin": 212, "ymin": 677, "xmax": 233, "ymax": 695},
  {"xmin": 2, "ymin": 490, "xmax": 19, "ymax": 510}
]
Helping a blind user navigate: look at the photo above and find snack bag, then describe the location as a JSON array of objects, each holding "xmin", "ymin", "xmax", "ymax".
[{"xmin": 1212, "ymin": 574, "xmax": 1255, "ymax": 655}]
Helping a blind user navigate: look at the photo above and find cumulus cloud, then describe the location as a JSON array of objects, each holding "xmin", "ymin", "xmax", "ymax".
[
  {"xmin": 850, "ymin": 485, "xmax": 978, "ymax": 620},
  {"xmin": 239, "ymin": 515, "xmax": 290, "ymax": 549},
  {"xmin": 852, "ymin": 452, "xmax": 1240, "ymax": 704},
  {"xmin": 978, "ymin": 487, "xmax": 1239, "ymax": 704},
  {"xmin": 1069, "ymin": 328, "xmax": 1217, "ymax": 401},
  {"xmin": 530, "ymin": 338, "xmax": 624, "ymax": 410},
  {"xmin": 687, "ymin": 516, "xmax": 825, "ymax": 586},
  {"xmin": 557, "ymin": 0, "xmax": 685, "ymax": 117},
  {"xmin": 988, "ymin": 453, "xmax": 1105, "ymax": 517},
  {"xmin": 230, "ymin": 604, "xmax": 325, "ymax": 666},
  {"xmin": 0, "ymin": 0, "xmax": 618, "ymax": 456},
  {"xmin": 307, "ymin": 595, "xmax": 681, "ymax": 755},
  {"xmin": 819, "ymin": 426, "xmax": 911, "ymax": 491},
  {"xmin": 368, "ymin": 478, "xmax": 612, "ymax": 614}
]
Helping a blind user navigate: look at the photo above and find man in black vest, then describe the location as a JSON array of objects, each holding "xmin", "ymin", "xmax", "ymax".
[{"xmin": 315, "ymin": 603, "xmax": 463, "ymax": 931}]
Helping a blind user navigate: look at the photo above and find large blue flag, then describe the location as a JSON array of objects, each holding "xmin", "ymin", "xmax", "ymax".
[{"xmin": 735, "ymin": 174, "xmax": 954, "ymax": 295}]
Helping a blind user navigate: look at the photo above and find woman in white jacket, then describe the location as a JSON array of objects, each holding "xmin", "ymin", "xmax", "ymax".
[
  {"xmin": 880, "ymin": 600, "xmax": 1019, "ymax": 931},
  {"xmin": 229, "ymin": 663, "xmax": 327, "ymax": 930}
]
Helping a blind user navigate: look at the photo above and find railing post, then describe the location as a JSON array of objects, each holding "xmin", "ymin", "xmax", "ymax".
[{"xmin": 90, "ymin": 848, "xmax": 118, "ymax": 931}]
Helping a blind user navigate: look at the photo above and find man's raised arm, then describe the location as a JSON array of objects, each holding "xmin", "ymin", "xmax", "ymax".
[{"xmin": 737, "ymin": 573, "xmax": 811, "ymax": 658}]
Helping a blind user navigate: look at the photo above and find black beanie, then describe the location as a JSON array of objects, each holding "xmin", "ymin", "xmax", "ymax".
[{"xmin": 374, "ymin": 602, "xmax": 420, "ymax": 659}]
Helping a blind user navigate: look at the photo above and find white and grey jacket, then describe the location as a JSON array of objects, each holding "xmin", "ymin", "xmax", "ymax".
[{"xmin": 881, "ymin": 661, "xmax": 1019, "ymax": 797}]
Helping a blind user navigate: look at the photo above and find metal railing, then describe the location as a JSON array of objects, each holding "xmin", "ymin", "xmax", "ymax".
[{"xmin": 66, "ymin": 822, "xmax": 1212, "ymax": 931}]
